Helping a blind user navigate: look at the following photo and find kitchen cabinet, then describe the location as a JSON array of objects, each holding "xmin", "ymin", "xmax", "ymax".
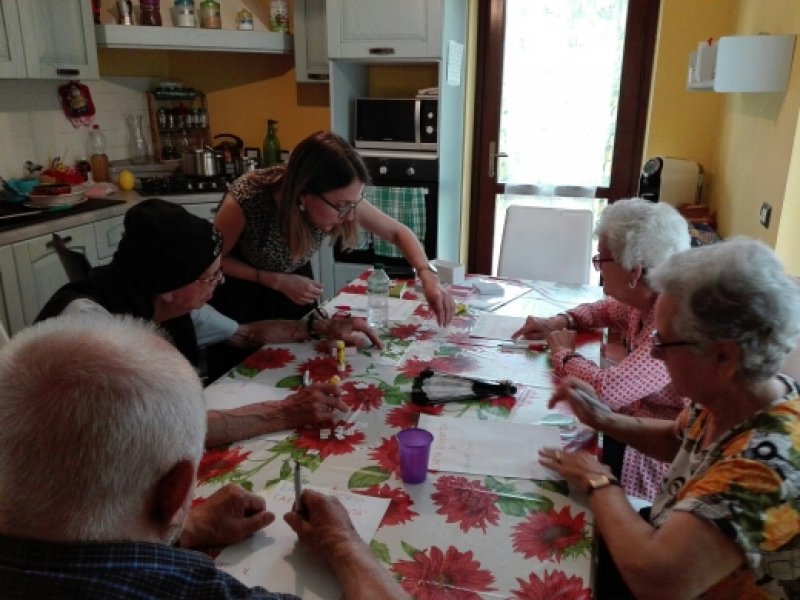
[
  {"xmin": 12, "ymin": 224, "xmax": 99, "ymax": 325},
  {"xmin": 294, "ymin": 0, "xmax": 329, "ymax": 82},
  {"xmin": 0, "ymin": 0, "xmax": 25, "ymax": 78},
  {"xmin": 94, "ymin": 215, "xmax": 125, "ymax": 265},
  {"xmin": 327, "ymin": 0, "xmax": 442, "ymax": 60},
  {"xmin": 0, "ymin": 244, "xmax": 24, "ymax": 336},
  {"xmin": 11, "ymin": 0, "xmax": 99, "ymax": 80}
]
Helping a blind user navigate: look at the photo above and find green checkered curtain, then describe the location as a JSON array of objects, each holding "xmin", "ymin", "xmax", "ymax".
[{"xmin": 365, "ymin": 186, "xmax": 427, "ymax": 258}]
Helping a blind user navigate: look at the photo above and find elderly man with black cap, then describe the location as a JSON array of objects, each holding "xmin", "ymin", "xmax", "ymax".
[{"xmin": 37, "ymin": 198, "xmax": 382, "ymax": 447}]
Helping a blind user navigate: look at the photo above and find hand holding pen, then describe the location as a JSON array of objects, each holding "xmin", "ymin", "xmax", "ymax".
[{"xmin": 293, "ymin": 461, "xmax": 309, "ymax": 520}]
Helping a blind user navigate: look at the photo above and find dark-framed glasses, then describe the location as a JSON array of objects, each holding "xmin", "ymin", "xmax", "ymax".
[
  {"xmin": 197, "ymin": 269, "xmax": 225, "ymax": 287},
  {"xmin": 315, "ymin": 192, "xmax": 364, "ymax": 219},
  {"xmin": 591, "ymin": 253, "xmax": 615, "ymax": 271},
  {"xmin": 650, "ymin": 330, "xmax": 696, "ymax": 351}
]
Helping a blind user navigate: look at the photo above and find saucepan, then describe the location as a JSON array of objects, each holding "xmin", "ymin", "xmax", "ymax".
[{"xmin": 181, "ymin": 148, "xmax": 222, "ymax": 177}]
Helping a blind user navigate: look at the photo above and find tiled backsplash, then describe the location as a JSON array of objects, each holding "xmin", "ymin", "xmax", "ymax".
[{"xmin": 0, "ymin": 77, "xmax": 157, "ymax": 180}]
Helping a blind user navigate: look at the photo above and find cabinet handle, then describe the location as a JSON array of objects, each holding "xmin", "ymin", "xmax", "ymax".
[
  {"xmin": 46, "ymin": 235, "xmax": 73, "ymax": 248},
  {"xmin": 308, "ymin": 74, "xmax": 330, "ymax": 81},
  {"xmin": 368, "ymin": 47, "xmax": 396, "ymax": 55},
  {"xmin": 56, "ymin": 68, "xmax": 80, "ymax": 76}
]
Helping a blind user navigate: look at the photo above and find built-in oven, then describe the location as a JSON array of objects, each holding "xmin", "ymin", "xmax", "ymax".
[{"xmin": 326, "ymin": 150, "xmax": 438, "ymax": 291}]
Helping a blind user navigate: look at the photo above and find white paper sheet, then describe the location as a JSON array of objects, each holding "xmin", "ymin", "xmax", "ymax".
[
  {"xmin": 418, "ymin": 414, "xmax": 562, "ymax": 479},
  {"xmin": 203, "ymin": 380, "xmax": 292, "ymax": 412},
  {"xmin": 470, "ymin": 313, "xmax": 526, "ymax": 341},
  {"xmin": 215, "ymin": 482, "xmax": 390, "ymax": 599},
  {"xmin": 321, "ymin": 293, "xmax": 420, "ymax": 322}
]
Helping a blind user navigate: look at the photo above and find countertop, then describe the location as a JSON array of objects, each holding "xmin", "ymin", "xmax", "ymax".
[{"xmin": 0, "ymin": 191, "xmax": 218, "ymax": 246}]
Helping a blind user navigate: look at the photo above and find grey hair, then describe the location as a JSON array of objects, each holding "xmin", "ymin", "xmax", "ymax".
[
  {"xmin": 596, "ymin": 198, "xmax": 691, "ymax": 272},
  {"xmin": 649, "ymin": 237, "xmax": 800, "ymax": 381},
  {"xmin": 0, "ymin": 314, "xmax": 207, "ymax": 541}
]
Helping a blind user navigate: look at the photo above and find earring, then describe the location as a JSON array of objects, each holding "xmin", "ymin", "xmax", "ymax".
[
  {"xmin": 299, "ymin": 203, "xmax": 306, "ymax": 212},
  {"xmin": 628, "ymin": 280, "xmax": 637, "ymax": 289}
]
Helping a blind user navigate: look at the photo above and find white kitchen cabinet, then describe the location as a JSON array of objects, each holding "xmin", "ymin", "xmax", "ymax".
[
  {"xmin": 295, "ymin": 0, "xmax": 329, "ymax": 82},
  {"xmin": 0, "ymin": 244, "xmax": 24, "ymax": 336},
  {"xmin": 13, "ymin": 224, "xmax": 99, "ymax": 325},
  {"xmin": 0, "ymin": 0, "xmax": 26, "ymax": 78},
  {"xmin": 11, "ymin": 0, "xmax": 99, "ymax": 80},
  {"xmin": 95, "ymin": 24, "xmax": 291, "ymax": 54},
  {"xmin": 94, "ymin": 215, "xmax": 125, "ymax": 265},
  {"xmin": 327, "ymin": 0, "xmax": 442, "ymax": 60}
]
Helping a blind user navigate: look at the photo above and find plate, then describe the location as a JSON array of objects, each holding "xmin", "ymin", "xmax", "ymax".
[
  {"xmin": 24, "ymin": 196, "xmax": 86, "ymax": 211},
  {"xmin": 26, "ymin": 190, "xmax": 86, "ymax": 209}
]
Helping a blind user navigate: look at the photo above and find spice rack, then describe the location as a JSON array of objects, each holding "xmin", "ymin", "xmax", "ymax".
[{"xmin": 146, "ymin": 91, "xmax": 211, "ymax": 163}]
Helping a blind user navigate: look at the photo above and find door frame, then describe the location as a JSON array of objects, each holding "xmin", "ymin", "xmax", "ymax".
[{"xmin": 467, "ymin": 0, "xmax": 661, "ymax": 274}]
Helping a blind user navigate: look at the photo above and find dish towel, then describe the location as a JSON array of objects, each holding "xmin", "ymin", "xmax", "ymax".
[{"xmin": 366, "ymin": 186, "xmax": 427, "ymax": 258}]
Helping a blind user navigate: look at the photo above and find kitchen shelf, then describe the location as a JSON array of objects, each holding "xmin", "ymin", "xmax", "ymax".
[
  {"xmin": 94, "ymin": 24, "xmax": 293, "ymax": 54},
  {"xmin": 146, "ymin": 92, "xmax": 211, "ymax": 163}
]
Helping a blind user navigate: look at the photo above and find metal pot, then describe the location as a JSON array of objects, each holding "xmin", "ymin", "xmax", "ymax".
[{"xmin": 182, "ymin": 148, "xmax": 221, "ymax": 177}]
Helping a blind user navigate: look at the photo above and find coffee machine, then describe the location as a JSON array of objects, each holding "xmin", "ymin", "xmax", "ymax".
[{"xmin": 639, "ymin": 157, "xmax": 703, "ymax": 206}]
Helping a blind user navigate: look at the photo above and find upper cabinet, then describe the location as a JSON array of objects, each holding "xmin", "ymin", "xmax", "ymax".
[
  {"xmin": 15, "ymin": 0, "xmax": 99, "ymax": 79},
  {"xmin": 327, "ymin": 0, "xmax": 442, "ymax": 60},
  {"xmin": 95, "ymin": 25, "xmax": 292, "ymax": 54},
  {"xmin": 295, "ymin": 0, "xmax": 329, "ymax": 82},
  {"xmin": 0, "ymin": 0, "xmax": 25, "ymax": 78}
]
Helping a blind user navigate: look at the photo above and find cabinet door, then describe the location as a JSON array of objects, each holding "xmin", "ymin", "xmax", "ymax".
[
  {"xmin": 94, "ymin": 215, "xmax": 126, "ymax": 265},
  {"xmin": 16, "ymin": 0, "xmax": 99, "ymax": 80},
  {"xmin": 0, "ymin": 244, "xmax": 25, "ymax": 336},
  {"xmin": 327, "ymin": 0, "xmax": 442, "ymax": 59},
  {"xmin": 0, "ymin": 0, "xmax": 25, "ymax": 78},
  {"xmin": 13, "ymin": 224, "xmax": 98, "ymax": 325},
  {"xmin": 295, "ymin": 0, "xmax": 329, "ymax": 82}
]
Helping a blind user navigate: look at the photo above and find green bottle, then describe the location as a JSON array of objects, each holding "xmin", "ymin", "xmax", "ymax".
[{"xmin": 262, "ymin": 119, "xmax": 281, "ymax": 167}]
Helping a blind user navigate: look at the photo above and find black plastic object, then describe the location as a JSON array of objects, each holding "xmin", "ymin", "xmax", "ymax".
[{"xmin": 411, "ymin": 368, "xmax": 517, "ymax": 405}]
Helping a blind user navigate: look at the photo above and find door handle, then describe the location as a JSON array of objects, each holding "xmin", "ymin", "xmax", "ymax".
[
  {"xmin": 487, "ymin": 141, "xmax": 508, "ymax": 178},
  {"xmin": 369, "ymin": 47, "xmax": 396, "ymax": 55}
]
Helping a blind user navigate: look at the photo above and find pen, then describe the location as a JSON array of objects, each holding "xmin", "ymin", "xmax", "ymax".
[
  {"xmin": 499, "ymin": 342, "xmax": 549, "ymax": 352},
  {"xmin": 293, "ymin": 460, "xmax": 306, "ymax": 515}
]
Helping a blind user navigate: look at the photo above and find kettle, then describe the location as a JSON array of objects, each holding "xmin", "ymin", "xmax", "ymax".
[{"xmin": 213, "ymin": 133, "xmax": 244, "ymax": 177}]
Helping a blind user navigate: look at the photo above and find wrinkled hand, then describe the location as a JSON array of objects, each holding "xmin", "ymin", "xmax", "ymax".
[
  {"xmin": 547, "ymin": 328, "xmax": 577, "ymax": 353},
  {"xmin": 275, "ymin": 273, "xmax": 323, "ymax": 306},
  {"xmin": 512, "ymin": 315, "xmax": 563, "ymax": 339},
  {"xmin": 422, "ymin": 281, "xmax": 455, "ymax": 326},
  {"xmin": 280, "ymin": 383, "xmax": 348, "ymax": 429},
  {"xmin": 538, "ymin": 447, "xmax": 613, "ymax": 491},
  {"xmin": 180, "ymin": 484, "xmax": 274, "ymax": 549},
  {"xmin": 548, "ymin": 376, "xmax": 612, "ymax": 431},
  {"xmin": 284, "ymin": 489, "xmax": 362, "ymax": 562},
  {"xmin": 320, "ymin": 316, "xmax": 384, "ymax": 349}
]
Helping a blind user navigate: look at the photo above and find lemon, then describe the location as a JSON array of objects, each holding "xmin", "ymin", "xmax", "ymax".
[{"xmin": 118, "ymin": 170, "xmax": 135, "ymax": 191}]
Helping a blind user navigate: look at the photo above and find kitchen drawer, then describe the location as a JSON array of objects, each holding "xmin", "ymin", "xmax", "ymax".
[{"xmin": 94, "ymin": 215, "xmax": 125, "ymax": 264}]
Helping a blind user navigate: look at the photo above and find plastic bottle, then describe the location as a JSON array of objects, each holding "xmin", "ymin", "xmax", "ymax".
[
  {"xmin": 367, "ymin": 263, "xmax": 390, "ymax": 328},
  {"xmin": 262, "ymin": 119, "xmax": 281, "ymax": 167},
  {"xmin": 86, "ymin": 125, "xmax": 110, "ymax": 182},
  {"xmin": 173, "ymin": 0, "xmax": 196, "ymax": 27}
]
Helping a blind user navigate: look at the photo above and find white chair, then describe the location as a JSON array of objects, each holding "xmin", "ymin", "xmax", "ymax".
[{"xmin": 497, "ymin": 205, "xmax": 594, "ymax": 284}]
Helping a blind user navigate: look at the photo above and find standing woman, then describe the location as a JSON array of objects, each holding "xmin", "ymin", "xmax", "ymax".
[
  {"xmin": 513, "ymin": 198, "xmax": 691, "ymax": 501},
  {"xmin": 211, "ymin": 130, "xmax": 454, "ymax": 326}
]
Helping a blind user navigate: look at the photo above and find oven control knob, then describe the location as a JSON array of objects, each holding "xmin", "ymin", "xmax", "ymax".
[
  {"xmin": 379, "ymin": 165, "xmax": 388, "ymax": 175},
  {"xmin": 425, "ymin": 126, "xmax": 434, "ymax": 134},
  {"xmin": 406, "ymin": 166, "xmax": 416, "ymax": 176},
  {"xmin": 427, "ymin": 112, "xmax": 434, "ymax": 119}
]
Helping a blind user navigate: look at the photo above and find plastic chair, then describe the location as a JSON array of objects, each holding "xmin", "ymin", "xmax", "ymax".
[
  {"xmin": 50, "ymin": 233, "xmax": 91, "ymax": 283},
  {"xmin": 497, "ymin": 205, "xmax": 594, "ymax": 284}
]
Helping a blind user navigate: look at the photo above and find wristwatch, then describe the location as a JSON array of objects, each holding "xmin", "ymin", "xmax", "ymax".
[
  {"xmin": 416, "ymin": 262, "xmax": 438, "ymax": 276},
  {"xmin": 586, "ymin": 473, "xmax": 620, "ymax": 496}
]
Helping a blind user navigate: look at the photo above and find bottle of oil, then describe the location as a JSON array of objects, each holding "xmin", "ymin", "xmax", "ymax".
[
  {"xmin": 262, "ymin": 119, "xmax": 281, "ymax": 167},
  {"xmin": 86, "ymin": 125, "xmax": 109, "ymax": 182}
]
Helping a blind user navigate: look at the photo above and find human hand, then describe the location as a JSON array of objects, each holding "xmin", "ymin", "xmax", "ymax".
[
  {"xmin": 512, "ymin": 315, "xmax": 563, "ymax": 339},
  {"xmin": 320, "ymin": 316, "xmax": 384, "ymax": 349},
  {"xmin": 538, "ymin": 447, "xmax": 613, "ymax": 492},
  {"xmin": 280, "ymin": 383, "xmax": 348, "ymax": 429},
  {"xmin": 179, "ymin": 484, "xmax": 274, "ymax": 549},
  {"xmin": 547, "ymin": 328, "xmax": 577, "ymax": 353},
  {"xmin": 547, "ymin": 376, "xmax": 612, "ymax": 430},
  {"xmin": 421, "ymin": 280, "xmax": 455, "ymax": 326},
  {"xmin": 284, "ymin": 489, "xmax": 362, "ymax": 560},
  {"xmin": 276, "ymin": 274, "xmax": 323, "ymax": 306}
]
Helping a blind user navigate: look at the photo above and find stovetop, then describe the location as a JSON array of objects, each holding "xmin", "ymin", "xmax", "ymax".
[
  {"xmin": 0, "ymin": 197, "xmax": 127, "ymax": 233},
  {"xmin": 139, "ymin": 174, "xmax": 230, "ymax": 196}
]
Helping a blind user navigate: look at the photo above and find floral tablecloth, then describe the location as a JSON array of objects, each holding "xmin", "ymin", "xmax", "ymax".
[{"xmin": 197, "ymin": 277, "xmax": 605, "ymax": 599}]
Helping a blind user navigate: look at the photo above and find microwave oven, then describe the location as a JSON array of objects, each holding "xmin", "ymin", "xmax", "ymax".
[{"xmin": 354, "ymin": 97, "xmax": 438, "ymax": 152}]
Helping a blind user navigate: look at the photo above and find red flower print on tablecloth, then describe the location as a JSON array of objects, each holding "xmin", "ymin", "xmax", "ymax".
[
  {"xmin": 402, "ymin": 290, "xmax": 419, "ymax": 300},
  {"xmin": 386, "ymin": 402, "xmax": 444, "ymax": 429},
  {"xmin": 240, "ymin": 347, "xmax": 295, "ymax": 372},
  {"xmin": 392, "ymin": 545, "xmax": 496, "ymax": 598},
  {"xmin": 340, "ymin": 282, "xmax": 367, "ymax": 293},
  {"xmin": 512, "ymin": 506, "xmax": 590, "ymax": 562},
  {"xmin": 413, "ymin": 304, "xmax": 433, "ymax": 318},
  {"xmin": 354, "ymin": 484, "xmax": 418, "ymax": 527},
  {"xmin": 431, "ymin": 475, "xmax": 500, "ymax": 533},
  {"xmin": 197, "ymin": 447, "xmax": 251, "ymax": 485},
  {"xmin": 369, "ymin": 436, "xmax": 401, "ymax": 477},
  {"xmin": 297, "ymin": 355, "xmax": 352, "ymax": 382},
  {"xmin": 510, "ymin": 570, "xmax": 591, "ymax": 600},
  {"xmin": 341, "ymin": 380, "xmax": 384, "ymax": 412},
  {"xmin": 313, "ymin": 340, "xmax": 332, "ymax": 354},
  {"xmin": 390, "ymin": 323, "xmax": 437, "ymax": 341},
  {"xmin": 399, "ymin": 358, "xmax": 431, "ymax": 378},
  {"xmin": 429, "ymin": 354, "xmax": 479, "ymax": 375},
  {"xmin": 292, "ymin": 420, "xmax": 365, "ymax": 459}
]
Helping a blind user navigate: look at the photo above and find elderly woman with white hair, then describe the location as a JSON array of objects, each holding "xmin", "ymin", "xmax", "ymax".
[
  {"xmin": 540, "ymin": 237, "xmax": 800, "ymax": 599},
  {"xmin": 513, "ymin": 198, "xmax": 691, "ymax": 501}
]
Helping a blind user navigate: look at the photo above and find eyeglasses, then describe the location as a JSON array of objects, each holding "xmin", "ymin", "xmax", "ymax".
[
  {"xmin": 197, "ymin": 269, "xmax": 225, "ymax": 287},
  {"xmin": 314, "ymin": 193, "xmax": 364, "ymax": 220},
  {"xmin": 591, "ymin": 254, "xmax": 615, "ymax": 272},
  {"xmin": 650, "ymin": 331, "xmax": 696, "ymax": 352}
]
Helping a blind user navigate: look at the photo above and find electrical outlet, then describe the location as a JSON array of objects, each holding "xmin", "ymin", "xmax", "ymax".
[{"xmin": 760, "ymin": 202, "xmax": 772, "ymax": 228}]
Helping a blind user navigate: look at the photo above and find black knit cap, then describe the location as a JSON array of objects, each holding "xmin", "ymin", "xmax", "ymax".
[{"xmin": 113, "ymin": 198, "xmax": 223, "ymax": 294}]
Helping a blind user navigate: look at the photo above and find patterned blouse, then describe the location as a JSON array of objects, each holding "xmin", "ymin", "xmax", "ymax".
[
  {"xmin": 552, "ymin": 297, "xmax": 688, "ymax": 500},
  {"xmin": 650, "ymin": 375, "xmax": 800, "ymax": 599},
  {"xmin": 227, "ymin": 167, "xmax": 325, "ymax": 272}
]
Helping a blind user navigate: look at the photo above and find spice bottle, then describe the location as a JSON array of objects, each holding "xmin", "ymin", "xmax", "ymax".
[
  {"xmin": 139, "ymin": 0, "xmax": 162, "ymax": 26},
  {"xmin": 236, "ymin": 8, "xmax": 254, "ymax": 30},
  {"xmin": 199, "ymin": 0, "xmax": 221, "ymax": 29},
  {"xmin": 269, "ymin": 0, "xmax": 289, "ymax": 33},
  {"xmin": 173, "ymin": 0, "xmax": 196, "ymax": 27}
]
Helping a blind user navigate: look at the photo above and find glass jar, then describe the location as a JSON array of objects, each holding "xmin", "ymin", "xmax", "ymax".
[
  {"xmin": 269, "ymin": 0, "xmax": 288, "ymax": 33},
  {"xmin": 199, "ymin": 0, "xmax": 221, "ymax": 29},
  {"xmin": 173, "ymin": 0, "xmax": 196, "ymax": 27},
  {"xmin": 139, "ymin": 0, "xmax": 162, "ymax": 26},
  {"xmin": 236, "ymin": 8, "xmax": 254, "ymax": 31}
]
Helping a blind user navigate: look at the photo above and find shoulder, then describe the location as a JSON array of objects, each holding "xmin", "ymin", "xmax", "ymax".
[{"xmin": 61, "ymin": 297, "xmax": 111, "ymax": 318}]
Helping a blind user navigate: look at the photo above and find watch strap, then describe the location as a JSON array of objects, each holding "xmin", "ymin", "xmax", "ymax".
[{"xmin": 586, "ymin": 474, "xmax": 620, "ymax": 496}]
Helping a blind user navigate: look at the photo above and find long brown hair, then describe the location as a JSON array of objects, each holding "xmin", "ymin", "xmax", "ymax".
[{"xmin": 278, "ymin": 131, "xmax": 369, "ymax": 260}]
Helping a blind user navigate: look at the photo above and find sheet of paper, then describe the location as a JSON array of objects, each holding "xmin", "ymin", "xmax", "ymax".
[
  {"xmin": 470, "ymin": 313, "xmax": 526, "ymax": 341},
  {"xmin": 418, "ymin": 414, "xmax": 562, "ymax": 479},
  {"xmin": 322, "ymin": 293, "xmax": 421, "ymax": 322},
  {"xmin": 215, "ymin": 482, "xmax": 390, "ymax": 599},
  {"xmin": 204, "ymin": 380, "xmax": 292, "ymax": 412}
]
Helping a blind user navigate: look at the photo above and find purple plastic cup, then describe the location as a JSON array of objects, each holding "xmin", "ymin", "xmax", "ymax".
[{"xmin": 396, "ymin": 428, "xmax": 434, "ymax": 484}]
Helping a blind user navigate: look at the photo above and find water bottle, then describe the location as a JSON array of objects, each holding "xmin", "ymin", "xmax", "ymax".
[{"xmin": 367, "ymin": 263, "xmax": 390, "ymax": 328}]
